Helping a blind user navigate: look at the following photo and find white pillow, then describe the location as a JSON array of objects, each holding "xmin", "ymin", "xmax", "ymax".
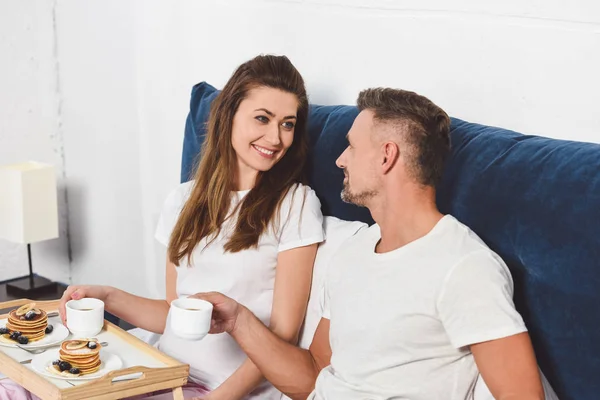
[{"xmin": 297, "ymin": 216, "xmax": 368, "ymax": 349}]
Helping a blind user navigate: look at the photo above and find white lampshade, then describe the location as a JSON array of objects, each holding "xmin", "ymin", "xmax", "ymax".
[{"xmin": 0, "ymin": 161, "xmax": 59, "ymax": 244}]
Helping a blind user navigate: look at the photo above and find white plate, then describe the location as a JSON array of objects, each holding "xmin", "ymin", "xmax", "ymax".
[
  {"xmin": 31, "ymin": 348, "xmax": 123, "ymax": 381},
  {"xmin": 0, "ymin": 315, "xmax": 69, "ymax": 349}
]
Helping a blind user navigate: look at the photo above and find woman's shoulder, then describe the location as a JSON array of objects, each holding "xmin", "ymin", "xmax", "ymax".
[
  {"xmin": 275, "ymin": 183, "xmax": 325, "ymax": 248},
  {"xmin": 163, "ymin": 180, "xmax": 195, "ymax": 209},
  {"xmin": 282, "ymin": 183, "xmax": 321, "ymax": 210}
]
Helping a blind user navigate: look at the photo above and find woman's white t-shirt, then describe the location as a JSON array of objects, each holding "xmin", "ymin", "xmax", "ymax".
[{"xmin": 155, "ymin": 181, "xmax": 324, "ymax": 399}]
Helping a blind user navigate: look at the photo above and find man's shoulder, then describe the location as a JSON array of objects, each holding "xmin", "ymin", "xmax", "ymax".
[
  {"xmin": 436, "ymin": 215, "xmax": 495, "ymax": 255},
  {"xmin": 437, "ymin": 216, "xmax": 510, "ymax": 275}
]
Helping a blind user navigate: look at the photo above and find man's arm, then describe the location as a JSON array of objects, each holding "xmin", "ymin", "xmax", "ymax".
[
  {"xmin": 193, "ymin": 292, "xmax": 332, "ymax": 400},
  {"xmin": 471, "ymin": 332, "xmax": 544, "ymax": 400},
  {"xmin": 208, "ymin": 245, "xmax": 318, "ymax": 400}
]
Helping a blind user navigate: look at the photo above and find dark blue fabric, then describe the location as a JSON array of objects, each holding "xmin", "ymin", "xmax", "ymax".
[
  {"xmin": 181, "ymin": 82, "xmax": 600, "ymax": 400},
  {"xmin": 307, "ymin": 105, "xmax": 373, "ymax": 224},
  {"xmin": 181, "ymin": 82, "xmax": 220, "ymax": 183}
]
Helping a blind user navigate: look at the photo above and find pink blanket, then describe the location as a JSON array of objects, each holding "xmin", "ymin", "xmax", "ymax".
[{"xmin": 0, "ymin": 379, "xmax": 208, "ymax": 400}]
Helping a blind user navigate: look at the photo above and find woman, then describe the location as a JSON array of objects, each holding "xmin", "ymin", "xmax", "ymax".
[{"xmin": 0, "ymin": 55, "xmax": 323, "ymax": 400}]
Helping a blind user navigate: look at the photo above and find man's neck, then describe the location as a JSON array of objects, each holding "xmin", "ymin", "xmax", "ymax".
[{"xmin": 369, "ymin": 185, "xmax": 444, "ymax": 254}]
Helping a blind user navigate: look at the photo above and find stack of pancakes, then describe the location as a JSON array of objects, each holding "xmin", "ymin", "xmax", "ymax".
[
  {"xmin": 6, "ymin": 304, "xmax": 48, "ymax": 342},
  {"xmin": 57, "ymin": 340, "xmax": 102, "ymax": 375}
]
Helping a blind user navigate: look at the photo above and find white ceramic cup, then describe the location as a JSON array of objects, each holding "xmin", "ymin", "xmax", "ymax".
[
  {"xmin": 170, "ymin": 298, "xmax": 213, "ymax": 341},
  {"xmin": 65, "ymin": 298, "xmax": 105, "ymax": 337}
]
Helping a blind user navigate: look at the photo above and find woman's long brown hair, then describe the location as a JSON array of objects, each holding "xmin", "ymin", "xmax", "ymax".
[{"xmin": 168, "ymin": 55, "xmax": 309, "ymax": 266}]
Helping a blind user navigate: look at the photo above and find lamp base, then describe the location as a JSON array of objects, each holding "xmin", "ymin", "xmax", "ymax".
[{"xmin": 6, "ymin": 275, "xmax": 58, "ymax": 298}]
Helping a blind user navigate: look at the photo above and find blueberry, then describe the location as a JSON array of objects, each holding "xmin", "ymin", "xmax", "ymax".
[
  {"xmin": 87, "ymin": 341, "xmax": 97, "ymax": 349},
  {"xmin": 69, "ymin": 368, "xmax": 80, "ymax": 375},
  {"xmin": 0, "ymin": 327, "xmax": 9, "ymax": 335},
  {"xmin": 25, "ymin": 311, "xmax": 36, "ymax": 320},
  {"xmin": 45, "ymin": 325, "xmax": 54, "ymax": 334},
  {"xmin": 9, "ymin": 331, "xmax": 21, "ymax": 340},
  {"xmin": 58, "ymin": 361, "xmax": 72, "ymax": 372},
  {"xmin": 52, "ymin": 360, "xmax": 60, "ymax": 366},
  {"xmin": 17, "ymin": 336, "xmax": 29, "ymax": 345}
]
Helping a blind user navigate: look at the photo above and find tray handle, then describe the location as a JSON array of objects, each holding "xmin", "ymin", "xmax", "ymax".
[{"xmin": 102, "ymin": 365, "xmax": 154, "ymax": 385}]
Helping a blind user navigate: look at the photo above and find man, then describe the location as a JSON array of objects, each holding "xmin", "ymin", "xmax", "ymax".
[{"xmin": 193, "ymin": 88, "xmax": 544, "ymax": 399}]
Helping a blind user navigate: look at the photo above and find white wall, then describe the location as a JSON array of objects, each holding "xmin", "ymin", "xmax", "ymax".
[
  {"xmin": 55, "ymin": 0, "xmax": 148, "ymax": 295},
  {"xmin": 0, "ymin": 0, "xmax": 70, "ymax": 284},
  {"xmin": 2, "ymin": 0, "xmax": 599, "ymax": 297}
]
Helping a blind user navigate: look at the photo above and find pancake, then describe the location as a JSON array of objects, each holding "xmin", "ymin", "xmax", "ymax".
[
  {"xmin": 8, "ymin": 316, "xmax": 48, "ymax": 327},
  {"xmin": 78, "ymin": 364, "xmax": 101, "ymax": 374},
  {"xmin": 1, "ymin": 303, "xmax": 49, "ymax": 344},
  {"xmin": 59, "ymin": 350, "xmax": 98, "ymax": 360},
  {"xmin": 59, "ymin": 353, "xmax": 99, "ymax": 364},
  {"xmin": 19, "ymin": 332, "xmax": 45, "ymax": 341},
  {"xmin": 60, "ymin": 339, "xmax": 102, "ymax": 356},
  {"xmin": 52, "ymin": 339, "xmax": 102, "ymax": 377},
  {"xmin": 6, "ymin": 321, "xmax": 47, "ymax": 331}
]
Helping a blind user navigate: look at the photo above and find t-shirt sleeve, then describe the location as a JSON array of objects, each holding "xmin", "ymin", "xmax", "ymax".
[
  {"xmin": 277, "ymin": 185, "xmax": 325, "ymax": 252},
  {"xmin": 154, "ymin": 183, "xmax": 193, "ymax": 247},
  {"xmin": 320, "ymin": 273, "xmax": 332, "ymax": 320},
  {"xmin": 437, "ymin": 250, "xmax": 527, "ymax": 349}
]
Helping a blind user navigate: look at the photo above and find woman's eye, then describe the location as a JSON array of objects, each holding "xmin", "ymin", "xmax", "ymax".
[
  {"xmin": 282, "ymin": 121, "xmax": 295, "ymax": 130},
  {"xmin": 255, "ymin": 115, "xmax": 269, "ymax": 123}
]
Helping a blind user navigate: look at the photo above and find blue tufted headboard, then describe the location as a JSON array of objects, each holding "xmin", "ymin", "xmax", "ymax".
[{"xmin": 181, "ymin": 82, "xmax": 600, "ymax": 400}]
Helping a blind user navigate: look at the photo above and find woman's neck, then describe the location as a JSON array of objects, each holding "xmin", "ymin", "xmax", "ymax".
[{"xmin": 234, "ymin": 163, "xmax": 258, "ymax": 191}]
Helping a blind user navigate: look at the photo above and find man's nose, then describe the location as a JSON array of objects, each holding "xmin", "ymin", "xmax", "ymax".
[{"xmin": 336, "ymin": 150, "xmax": 346, "ymax": 169}]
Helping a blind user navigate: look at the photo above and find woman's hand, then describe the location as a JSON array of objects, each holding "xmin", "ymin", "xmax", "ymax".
[{"xmin": 58, "ymin": 285, "xmax": 112, "ymax": 325}]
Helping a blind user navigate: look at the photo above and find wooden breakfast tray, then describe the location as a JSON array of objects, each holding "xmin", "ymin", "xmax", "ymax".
[{"xmin": 0, "ymin": 299, "xmax": 189, "ymax": 400}]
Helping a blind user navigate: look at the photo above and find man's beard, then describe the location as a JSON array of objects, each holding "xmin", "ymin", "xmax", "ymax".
[{"xmin": 340, "ymin": 180, "xmax": 377, "ymax": 207}]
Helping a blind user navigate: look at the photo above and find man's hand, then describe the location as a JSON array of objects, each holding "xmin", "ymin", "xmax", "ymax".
[
  {"xmin": 189, "ymin": 292, "xmax": 244, "ymax": 334},
  {"xmin": 190, "ymin": 293, "xmax": 328, "ymax": 399}
]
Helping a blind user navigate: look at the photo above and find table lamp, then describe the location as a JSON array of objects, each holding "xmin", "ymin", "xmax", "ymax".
[{"xmin": 0, "ymin": 161, "xmax": 60, "ymax": 297}]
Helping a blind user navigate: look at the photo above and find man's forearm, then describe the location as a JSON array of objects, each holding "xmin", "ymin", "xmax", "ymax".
[
  {"xmin": 231, "ymin": 306, "xmax": 320, "ymax": 399},
  {"xmin": 212, "ymin": 358, "xmax": 264, "ymax": 400}
]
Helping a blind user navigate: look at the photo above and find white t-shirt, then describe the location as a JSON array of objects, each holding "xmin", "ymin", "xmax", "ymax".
[
  {"xmin": 311, "ymin": 215, "xmax": 527, "ymax": 400},
  {"xmin": 155, "ymin": 181, "xmax": 324, "ymax": 399}
]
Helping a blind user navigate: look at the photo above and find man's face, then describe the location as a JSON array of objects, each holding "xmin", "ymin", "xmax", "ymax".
[{"xmin": 336, "ymin": 110, "xmax": 381, "ymax": 206}]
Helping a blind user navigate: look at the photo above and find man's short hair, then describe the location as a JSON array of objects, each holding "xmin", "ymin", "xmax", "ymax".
[{"xmin": 357, "ymin": 88, "xmax": 451, "ymax": 187}]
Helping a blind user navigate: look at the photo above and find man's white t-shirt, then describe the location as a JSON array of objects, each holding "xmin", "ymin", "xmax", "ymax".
[
  {"xmin": 311, "ymin": 215, "xmax": 527, "ymax": 400},
  {"xmin": 155, "ymin": 181, "xmax": 324, "ymax": 399}
]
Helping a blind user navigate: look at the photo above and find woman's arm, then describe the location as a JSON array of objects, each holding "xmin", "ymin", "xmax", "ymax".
[
  {"xmin": 59, "ymin": 258, "xmax": 178, "ymax": 334},
  {"xmin": 105, "ymin": 258, "xmax": 178, "ymax": 333},
  {"xmin": 208, "ymin": 244, "xmax": 318, "ymax": 400}
]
